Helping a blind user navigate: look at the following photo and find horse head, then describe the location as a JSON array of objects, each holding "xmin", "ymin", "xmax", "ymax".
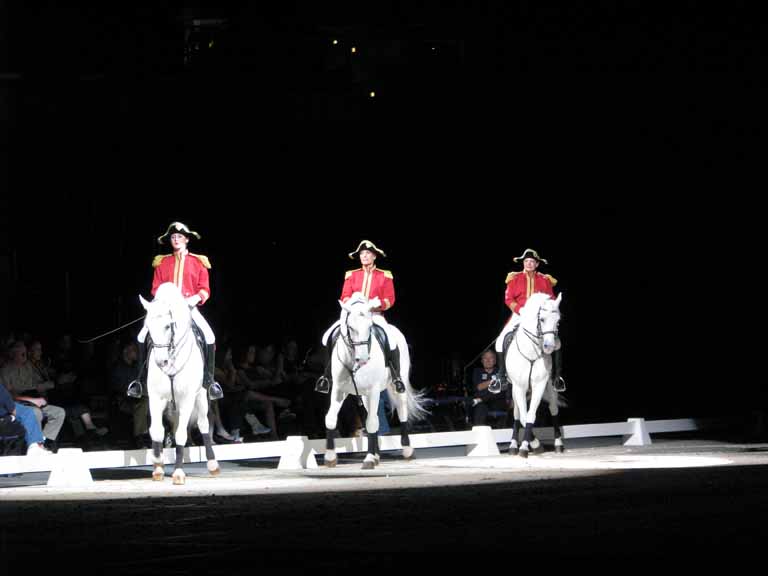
[
  {"xmin": 520, "ymin": 292, "xmax": 562, "ymax": 355},
  {"xmin": 339, "ymin": 292, "xmax": 379, "ymax": 364},
  {"xmin": 139, "ymin": 283, "xmax": 192, "ymax": 371}
]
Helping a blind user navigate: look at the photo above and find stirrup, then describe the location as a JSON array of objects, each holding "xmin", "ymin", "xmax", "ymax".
[
  {"xmin": 127, "ymin": 380, "xmax": 143, "ymax": 398},
  {"xmin": 488, "ymin": 375, "xmax": 502, "ymax": 394},
  {"xmin": 553, "ymin": 376, "xmax": 566, "ymax": 393},
  {"xmin": 315, "ymin": 375, "xmax": 330, "ymax": 394},
  {"xmin": 207, "ymin": 381, "xmax": 224, "ymax": 400},
  {"xmin": 393, "ymin": 377, "xmax": 405, "ymax": 393}
]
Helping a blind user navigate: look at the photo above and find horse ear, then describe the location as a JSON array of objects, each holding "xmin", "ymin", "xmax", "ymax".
[
  {"xmin": 340, "ymin": 299, "xmax": 352, "ymax": 312},
  {"xmin": 555, "ymin": 292, "xmax": 562, "ymax": 305},
  {"xmin": 139, "ymin": 295, "xmax": 151, "ymax": 310}
]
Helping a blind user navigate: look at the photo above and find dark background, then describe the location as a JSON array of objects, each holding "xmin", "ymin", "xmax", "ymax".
[{"xmin": 0, "ymin": 2, "xmax": 760, "ymax": 424}]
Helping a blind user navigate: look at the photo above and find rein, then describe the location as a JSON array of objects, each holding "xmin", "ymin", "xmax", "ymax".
[
  {"xmin": 336, "ymin": 314, "xmax": 375, "ymax": 412},
  {"xmin": 76, "ymin": 315, "xmax": 147, "ymax": 344}
]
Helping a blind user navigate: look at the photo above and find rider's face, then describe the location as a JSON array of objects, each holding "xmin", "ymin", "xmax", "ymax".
[
  {"xmin": 359, "ymin": 250, "xmax": 376, "ymax": 267},
  {"xmin": 523, "ymin": 257, "xmax": 539, "ymax": 272},
  {"xmin": 170, "ymin": 233, "xmax": 189, "ymax": 251}
]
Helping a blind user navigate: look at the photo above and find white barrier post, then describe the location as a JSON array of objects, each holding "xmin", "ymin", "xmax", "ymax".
[
  {"xmin": 277, "ymin": 436, "xmax": 318, "ymax": 470},
  {"xmin": 623, "ymin": 418, "xmax": 652, "ymax": 446},
  {"xmin": 47, "ymin": 448, "xmax": 94, "ymax": 487},
  {"xmin": 465, "ymin": 426, "xmax": 501, "ymax": 457}
]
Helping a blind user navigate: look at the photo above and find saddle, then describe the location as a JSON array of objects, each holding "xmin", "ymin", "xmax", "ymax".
[
  {"xmin": 189, "ymin": 321, "xmax": 206, "ymax": 356},
  {"xmin": 502, "ymin": 326, "xmax": 518, "ymax": 360}
]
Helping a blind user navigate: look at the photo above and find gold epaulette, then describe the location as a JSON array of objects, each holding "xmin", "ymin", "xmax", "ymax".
[
  {"xmin": 505, "ymin": 271, "xmax": 520, "ymax": 284},
  {"xmin": 379, "ymin": 269, "xmax": 393, "ymax": 279},
  {"xmin": 152, "ymin": 254, "xmax": 171, "ymax": 268},
  {"xmin": 345, "ymin": 269, "xmax": 360, "ymax": 280},
  {"xmin": 191, "ymin": 253, "xmax": 211, "ymax": 269},
  {"xmin": 544, "ymin": 274, "xmax": 557, "ymax": 287}
]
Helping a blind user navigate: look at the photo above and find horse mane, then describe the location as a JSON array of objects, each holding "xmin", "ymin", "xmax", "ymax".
[
  {"xmin": 151, "ymin": 283, "xmax": 188, "ymax": 316},
  {"xmin": 346, "ymin": 292, "xmax": 368, "ymax": 306},
  {"xmin": 521, "ymin": 292, "xmax": 554, "ymax": 317}
]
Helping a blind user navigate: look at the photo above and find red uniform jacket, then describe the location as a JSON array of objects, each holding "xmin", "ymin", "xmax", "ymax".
[
  {"xmin": 341, "ymin": 267, "xmax": 395, "ymax": 311},
  {"xmin": 504, "ymin": 271, "xmax": 556, "ymax": 314},
  {"xmin": 152, "ymin": 252, "xmax": 211, "ymax": 305}
]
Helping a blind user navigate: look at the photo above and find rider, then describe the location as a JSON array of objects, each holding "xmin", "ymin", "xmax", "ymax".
[
  {"xmin": 127, "ymin": 221, "xmax": 224, "ymax": 401},
  {"xmin": 315, "ymin": 239, "xmax": 407, "ymax": 394},
  {"xmin": 493, "ymin": 248, "xmax": 565, "ymax": 391}
]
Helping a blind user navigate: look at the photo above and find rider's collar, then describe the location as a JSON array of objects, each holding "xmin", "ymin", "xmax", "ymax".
[
  {"xmin": 174, "ymin": 248, "xmax": 189, "ymax": 258},
  {"xmin": 362, "ymin": 264, "xmax": 377, "ymax": 273}
]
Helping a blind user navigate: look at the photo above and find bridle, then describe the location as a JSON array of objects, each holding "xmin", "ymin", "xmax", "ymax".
[
  {"xmin": 514, "ymin": 304, "xmax": 560, "ymax": 385},
  {"xmin": 149, "ymin": 305, "xmax": 194, "ymax": 409}
]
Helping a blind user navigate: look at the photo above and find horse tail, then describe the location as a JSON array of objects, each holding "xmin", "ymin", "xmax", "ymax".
[
  {"xmin": 408, "ymin": 384, "xmax": 431, "ymax": 422},
  {"xmin": 385, "ymin": 384, "xmax": 430, "ymax": 423},
  {"xmin": 549, "ymin": 387, "xmax": 568, "ymax": 408}
]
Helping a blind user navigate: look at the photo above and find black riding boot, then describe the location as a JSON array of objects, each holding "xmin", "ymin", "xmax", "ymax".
[
  {"xmin": 127, "ymin": 342, "xmax": 146, "ymax": 398},
  {"xmin": 315, "ymin": 331, "xmax": 340, "ymax": 393},
  {"xmin": 389, "ymin": 348, "xmax": 405, "ymax": 393},
  {"xmin": 492, "ymin": 329, "xmax": 516, "ymax": 393},
  {"xmin": 551, "ymin": 347, "xmax": 566, "ymax": 392},
  {"xmin": 204, "ymin": 344, "xmax": 224, "ymax": 400}
]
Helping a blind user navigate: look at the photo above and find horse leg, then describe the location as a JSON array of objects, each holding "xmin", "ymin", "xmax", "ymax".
[
  {"xmin": 172, "ymin": 445, "xmax": 185, "ymax": 485},
  {"xmin": 171, "ymin": 396, "xmax": 195, "ymax": 485},
  {"xmin": 148, "ymin": 390, "xmax": 168, "ymax": 481},
  {"xmin": 364, "ymin": 432, "xmax": 379, "ymax": 469},
  {"xmin": 391, "ymin": 385, "xmax": 414, "ymax": 460},
  {"xmin": 396, "ymin": 331, "xmax": 411, "ymax": 389},
  {"xmin": 510, "ymin": 404, "xmax": 521, "ymax": 456},
  {"xmin": 151, "ymin": 440, "xmax": 164, "ymax": 481},
  {"xmin": 525, "ymin": 377, "xmax": 548, "ymax": 456},
  {"xmin": 324, "ymin": 388, "xmax": 346, "ymax": 467},
  {"xmin": 547, "ymin": 384, "xmax": 565, "ymax": 453},
  {"xmin": 361, "ymin": 393, "xmax": 379, "ymax": 469},
  {"xmin": 197, "ymin": 392, "xmax": 220, "ymax": 475},
  {"xmin": 512, "ymin": 384, "xmax": 531, "ymax": 457}
]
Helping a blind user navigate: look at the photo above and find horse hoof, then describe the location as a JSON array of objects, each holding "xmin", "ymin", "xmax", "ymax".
[
  {"xmin": 402, "ymin": 446, "xmax": 414, "ymax": 460},
  {"xmin": 555, "ymin": 445, "xmax": 565, "ymax": 454},
  {"xmin": 207, "ymin": 460, "xmax": 220, "ymax": 475},
  {"xmin": 152, "ymin": 470, "xmax": 164, "ymax": 481},
  {"xmin": 362, "ymin": 460, "xmax": 375, "ymax": 470},
  {"xmin": 508, "ymin": 447, "xmax": 519, "ymax": 456},
  {"xmin": 533, "ymin": 445, "xmax": 546, "ymax": 455},
  {"xmin": 325, "ymin": 455, "xmax": 337, "ymax": 468},
  {"xmin": 519, "ymin": 449, "xmax": 529, "ymax": 459},
  {"xmin": 374, "ymin": 454, "xmax": 381, "ymax": 465},
  {"xmin": 172, "ymin": 472, "xmax": 186, "ymax": 485}
]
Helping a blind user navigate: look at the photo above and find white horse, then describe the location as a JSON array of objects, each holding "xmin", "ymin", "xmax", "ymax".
[
  {"xmin": 505, "ymin": 292, "xmax": 565, "ymax": 458},
  {"xmin": 139, "ymin": 282, "xmax": 220, "ymax": 484},
  {"xmin": 322, "ymin": 292, "xmax": 428, "ymax": 469}
]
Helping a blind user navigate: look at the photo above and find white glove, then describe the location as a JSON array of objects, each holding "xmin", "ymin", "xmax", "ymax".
[
  {"xmin": 186, "ymin": 295, "xmax": 201, "ymax": 308},
  {"xmin": 369, "ymin": 296, "xmax": 381, "ymax": 310}
]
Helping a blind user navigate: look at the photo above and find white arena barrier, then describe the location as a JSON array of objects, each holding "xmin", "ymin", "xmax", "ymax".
[{"xmin": 0, "ymin": 418, "xmax": 708, "ymax": 484}]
